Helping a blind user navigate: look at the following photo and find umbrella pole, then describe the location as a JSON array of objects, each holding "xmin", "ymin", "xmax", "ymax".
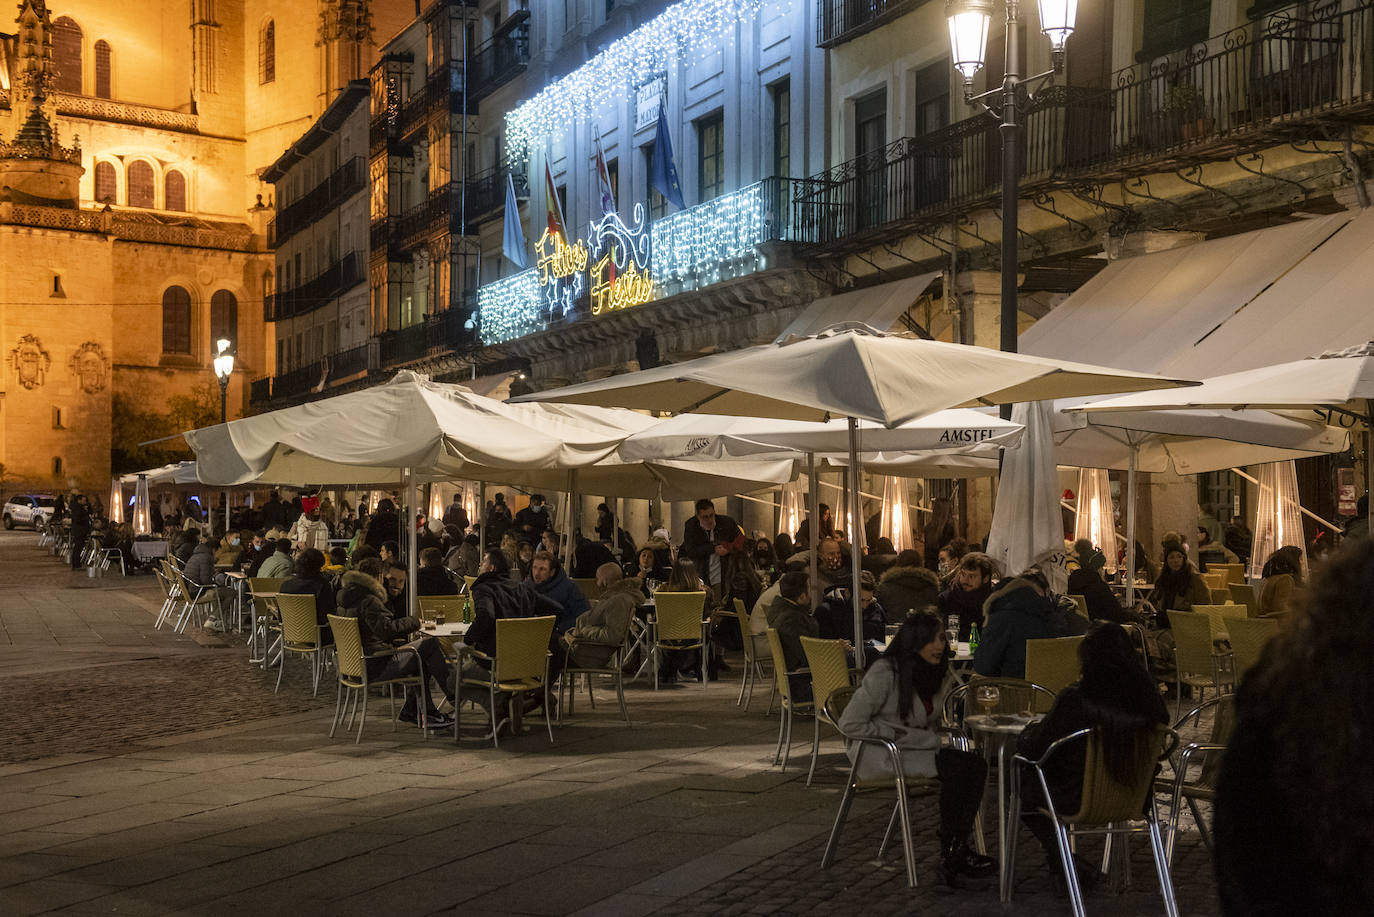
[
  {"xmin": 565, "ymin": 470, "xmax": 578, "ymax": 573},
  {"xmin": 847, "ymin": 419, "xmax": 865, "ymax": 672},
  {"xmin": 807, "ymin": 453, "xmax": 820, "ymax": 611},
  {"xmin": 405, "ymin": 469, "xmax": 419, "ymax": 619},
  {"xmin": 478, "ymin": 482, "xmax": 487, "ymax": 559},
  {"xmin": 1126, "ymin": 445, "xmax": 1138, "ymax": 606}
]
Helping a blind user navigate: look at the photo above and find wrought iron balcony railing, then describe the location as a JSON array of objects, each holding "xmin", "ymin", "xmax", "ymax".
[
  {"xmin": 264, "ymin": 251, "xmax": 366, "ymax": 322},
  {"xmin": 816, "ymin": 0, "xmax": 922, "ymax": 48},
  {"xmin": 469, "ymin": 11, "xmax": 531, "ymax": 103},
  {"xmin": 269, "ymin": 157, "xmax": 367, "ymax": 247}
]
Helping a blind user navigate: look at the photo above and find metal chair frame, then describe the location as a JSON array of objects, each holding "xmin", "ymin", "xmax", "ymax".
[
  {"xmin": 1008, "ymin": 727, "xmax": 1181, "ymax": 917},
  {"xmin": 558, "ymin": 636, "xmax": 631, "ymax": 725},
  {"xmin": 274, "ymin": 593, "xmax": 328, "ymax": 696},
  {"xmin": 764, "ymin": 627, "xmax": 814, "ymax": 771},
  {"xmin": 799, "ymin": 635, "xmax": 859, "ymax": 787},
  {"xmin": 455, "ymin": 615, "xmax": 557, "ymax": 748},
  {"xmin": 325, "ymin": 614, "xmax": 427, "ymax": 745},
  {"xmin": 733, "ymin": 599, "xmax": 774, "ymax": 712},
  {"xmin": 650, "ymin": 592, "xmax": 709, "ymax": 691},
  {"xmin": 1159, "ymin": 694, "xmax": 1234, "ymax": 865}
]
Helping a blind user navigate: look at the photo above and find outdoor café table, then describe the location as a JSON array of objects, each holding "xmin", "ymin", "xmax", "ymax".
[
  {"xmin": 249, "ymin": 587, "xmax": 281, "ymax": 668},
  {"xmin": 964, "ymin": 712, "xmax": 1042, "ymax": 903},
  {"xmin": 131, "ymin": 541, "xmax": 169, "ymax": 563},
  {"xmin": 221, "ymin": 571, "xmax": 248, "ymax": 634}
]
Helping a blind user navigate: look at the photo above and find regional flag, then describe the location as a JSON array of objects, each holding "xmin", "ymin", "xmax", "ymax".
[{"xmin": 544, "ymin": 160, "xmax": 567, "ymax": 242}]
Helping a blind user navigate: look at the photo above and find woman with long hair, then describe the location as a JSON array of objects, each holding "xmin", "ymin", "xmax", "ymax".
[
  {"xmin": 1146, "ymin": 541, "xmax": 1210, "ymax": 627},
  {"xmin": 837, "ymin": 610, "xmax": 995, "ymax": 886},
  {"xmin": 1257, "ymin": 545, "xmax": 1304, "ymax": 617},
  {"xmin": 1015, "ymin": 622, "xmax": 1168, "ymax": 886},
  {"xmin": 1214, "ymin": 538, "xmax": 1374, "ymax": 914}
]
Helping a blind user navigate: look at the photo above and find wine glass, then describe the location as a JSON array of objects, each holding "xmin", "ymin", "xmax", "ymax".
[{"xmin": 975, "ymin": 684, "xmax": 1001, "ymax": 717}]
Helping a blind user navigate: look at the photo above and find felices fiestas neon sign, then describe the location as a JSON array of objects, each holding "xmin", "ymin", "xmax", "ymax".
[
  {"xmin": 535, "ymin": 229, "xmax": 588, "ymax": 319},
  {"xmin": 590, "ymin": 204, "xmax": 655, "ymax": 316}
]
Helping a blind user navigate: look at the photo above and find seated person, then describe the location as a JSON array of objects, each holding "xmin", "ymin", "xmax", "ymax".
[
  {"xmin": 876, "ymin": 550, "xmax": 942, "ymax": 623},
  {"xmin": 381, "ymin": 563, "xmax": 408, "ymax": 617},
  {"xmin": 415, "ymin": 547, "xmax": 458, "ymax": 596},
  {"xmin": 973, "ymin": 567, "xmax": 1077, "ymax": 679},
  {"xmin": 337, "ymin": 557, "xmax": 453, "ymax": 727},
  {"xmin": 571, "ymin": 538, "xmax": 616, "ymax": 579},
  {"xmin": 1016, "ymin": 622, "xmax": 1168, "ymax": 888},
  {"xmin": 323, "ymin": 546, "xmax": 347, "ymax": 577},
  {"xmin": 838, "ymin": 611, "xmax": 994, "ymax": 884},
  {"xmin": 257, "ymin": 538, "xmax": 295, "ymax": 579},
  {"xmin": 445, "ymin": 533, "xmax": 482, "ymax": 580},
  {"xmin": 765, "ymin": 571, "xmax": 818, "ymax": 701},
  {"xmin": 563, "ymin": 563, "xmax": 639, "ymax": 668},
  {"xmin": 625, "ymin": 546, "xmax": 669, "ymax": 593},
  {"xmin": 214, "ymin": 531, "xmax": 245, "ymax": 568},
  {"xmin": 1146, "ymin": 542, "xmax": 1211, "ymax": 627},
  {"xmin": 280, "ymin": 547, "xmax": 337, "ymax": 644},
  {"xmin": 1195, "ymin": 525, "xmax": 1240, "ymax": 571},
  {"xmin": 527, "ymin": 550, "xmax": 589, "ymax": 634},
  {"xmin": 937, "ymin": 553, "xmax": 996, "ymax": 640},
  {"xmin": 1258, "ymin": 545, "xmax": 1305, "ymax": 617},
  {"xmin": 814, "ymin": 570, "xmax": 888, "ymax": 665},
  {"xmin": 1066, "ymin": 539, "xmax": 1130, "ymax": 623}
]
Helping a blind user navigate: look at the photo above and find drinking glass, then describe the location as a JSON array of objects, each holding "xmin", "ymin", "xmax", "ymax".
[{"xmin": 975, "ymin": 684, "xmax": 1001, "ymax": 717}]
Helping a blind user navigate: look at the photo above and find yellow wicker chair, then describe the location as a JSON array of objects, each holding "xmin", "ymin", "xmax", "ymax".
[
  {"xmin": 651, "ymin": 591, "xmax": 709, "ymax": 690},
  {"xmin": 800, "ymin": 636, "xmax": 858, "ymax": 786},
  {"xmin": 1009, "ymin": 725, "xmax": 1181, "ymax": 916},
  {"xmin": 765, "ymin": 627, "xmax": 813, "ymax": 770},
  {"xmin": 1201, "ymin": 571, "xmax": 1228, "ymax": 592},
  {"xmin": 1225, "ymin": 616, "xmax": 1278, "ymax": 683},
  {"xmin": 1155, "ymin": 694, "xmax": 1235, "ymax": 865},
  {"xmin": 1211, "ymin": 563, "xmax": 1246, "ymax": 585},
  {"xmin": 734, "ymin": 598, "xmax": 772, "ymax": 711},
  {"xmin": 819, "ymin": 685, "xmax": 945, "ymax": 888},
  {"xmin": 1024, "ymin": 636, "xmax": 1084, "ymax": 712},
  {"xmin": 456, "ymin": 615, "xmax": 556, "ymax": 747},
  {"xmin": 417, "ymin": 595, "xmax": 469, "ymax": 623},
  {"xmin": 153, "ymin": 561, "xmax": 182, "ymax": 629},
  {"xmin": 1227, "ymin": 582, "xmax": 1260, "ymax": 617},
  {"xmin": 1167, "ymin": 610, "xmax": 1233, "ymax": 716},
  {"xmin": 274, "ymin": 593, "xmax": 327, "ymax": 696},
  {"xmin": 559, "ymin": 620, "xmax": 632, "ymax": 726},
  {"xmin": 1193, "ymin": 603, "xmax": 1246, "ymax": 643},
  {"xmin": 462, "ymin": 575, "xmax": 477, "ymax": 593},
  {"xmin": 325, "ymin": 614, "xmax": 426, "ymax": 744}
]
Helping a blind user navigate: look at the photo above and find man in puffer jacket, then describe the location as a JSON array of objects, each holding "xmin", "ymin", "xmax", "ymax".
[
  {"xmin": 876, "ymin": 551, "xmax": 943, "ymax": 622},
  {"xmin": 972, "ymin": 568, "xmax": 1078, "ymax": 679},
  {"xmin": 337, "ymin": 557, "xmax": 453, "ymax": 728},
  {"xmin": 526, "ymin": 550, "xmax": 589, "ymax": 634}
]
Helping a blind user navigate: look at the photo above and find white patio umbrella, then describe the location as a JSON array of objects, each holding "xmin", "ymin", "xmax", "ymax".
[
  {"xmin": 986, "ymin": 402, "xmax": 1067, "ymax": 591},
  {"xmin": 515, "ymin": 326, "xmax": 1192, "ymax": 666}
]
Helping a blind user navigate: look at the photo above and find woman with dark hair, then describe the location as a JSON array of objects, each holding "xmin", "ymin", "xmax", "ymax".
[
  {"xmin": 657, "ymin": 559, "xmax": 710, "ymax": 682},
  {"xmin": 773, "ymin": 532, "xmax": 795, "ymax": 565},
  {"xmin": 837, "ymin": 611, "xmax": 995, "ymax": 886},
  {"xmin": 1214, "ymin": 538, "xmax": 1374, "ymax": 915},
  {"xmin": 1066, "ymin": 539, "xmax": 1128, "ymax": 623},
  {"xmin": 1015, "ymin": 621, "xmax": 1169, "ymax": 887},
  {"xmin": 1145, "ymin": 542, "xmax": 1210, "ymax": 628},
  {"xmin": 1257, "ymin": 545, "xmax": 1304, "ymax": 617},
  {"xmin": 752, "ymin": 537, "xmax": 779, "ymax": 586}
]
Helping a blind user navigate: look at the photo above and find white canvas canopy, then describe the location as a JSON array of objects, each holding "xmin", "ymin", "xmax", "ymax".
[
  {"xmin": 985, "ymin": 402, "xmax": 1066, "ymax": 589},
  {"xmin": 120, "ymin": 462, "xmax": 201, "ymax": 487}
]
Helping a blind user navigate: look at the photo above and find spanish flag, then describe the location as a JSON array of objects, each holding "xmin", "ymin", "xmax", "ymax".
[{"xmin": 545, "ymin": 160, "xmax": 567, "ymax": 243}]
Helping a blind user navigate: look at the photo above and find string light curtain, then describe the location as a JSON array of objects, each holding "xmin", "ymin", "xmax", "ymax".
[
  {"xmin": 879, "ymin": 475, "xmax": 913, "ymax": 552},
  {"xmin": 1250, "ymin": 460, "xmax": 1308, "ymax": 580},
  {"xmin": 108, "ymin": 478, "xmax": 124, "ymax": 524},
  {"xmin": 1073, "ymin": 467, "xmax": 1119, "ymax": 573},
  {"xmin": 132, "ymin": 475, "xmax": 151, "ymax": 535}
]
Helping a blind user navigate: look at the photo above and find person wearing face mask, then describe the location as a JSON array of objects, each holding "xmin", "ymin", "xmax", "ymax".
[
  {"xmin": 513, "ymin": 494, "xmax": 550, "ymax": 539},
  {"xmin": 1146, "ymin": 541, "xmax": 1210, "ymax": 628},
  {"xmin": 972, "ymin": 566, "xmax": 1077, "ymax": 678},
  {"xmin": 215, "ymin": 530, "xmax": 247, "ymax": 568}
]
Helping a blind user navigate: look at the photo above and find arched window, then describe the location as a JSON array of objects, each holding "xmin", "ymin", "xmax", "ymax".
[
  {"xmin": 161, "ymin": 286, "xmax": 192, "ymax": 355},
  {"xmin": 259, "ymin": 20, "xmax": 275, "ymax": 84},
  {"xmin": 93, "ymin": 161, "xmax": 117, "ymax": 204},
  {"xmin": 53, "ymin": 17, "xmax": 83, "ymax": 94},
  {"xmin": 127, "ymin": 161, "xmax": 155, "ymax": 208},
  {"xmin": 164, "ymin": 170, "xmax": 187, "ymax": 211},
  {"xmin": 210, "ymin": 290, "xmax": 239, "ymax": 351},
  {"xmin": 94, "ymin": 40, "xmax": 112, "ymax": 98}
]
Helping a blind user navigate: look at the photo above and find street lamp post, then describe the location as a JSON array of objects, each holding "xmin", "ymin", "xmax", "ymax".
[
  {"xmin": 946, "ymin": 0, "xmax": 1078, "ymax": 362},
  {"xmin": 213, "ymin": 338, "xmax": 235, "ymax": 534}
]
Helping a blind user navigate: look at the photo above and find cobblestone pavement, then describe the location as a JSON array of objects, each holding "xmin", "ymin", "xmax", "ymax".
[{"xmin": 0, "ymin": 531, "xmax": 1222, "ymax": 916}]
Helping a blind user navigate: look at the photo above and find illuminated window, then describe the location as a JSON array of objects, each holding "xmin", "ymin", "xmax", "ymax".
[
  {"xmin": 93, "ymin": 161, "xmax": 116, "ymax": 204},
  {"xmin": 53, "ymin": 17, "xmax": 82, "ymax": 94},
  {"xmin": 165, "ymin": 170, "xmax": 187, "ymax": 211},
  {"xmin": 94, "ymin": 40, "xmax": 111, "ymax": 98},
  {"xmin": 161, "ymin": 286, "xmax": 192, "ymax": 354},
  {"xmin": 259, "ymin": 20, "xmax": 275, "ymax": 84},
  {"xmin": 127, "ymin": 161, "xmax": 155, "ymax": 208},
  {"xmin": 211, "ymin": 290, "xmax": 238, "ymax": 351}
]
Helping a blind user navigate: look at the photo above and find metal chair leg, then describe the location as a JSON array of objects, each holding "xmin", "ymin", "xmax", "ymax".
[
  {"xmin": 806, "ymin": 713, "xmax": 821, "ymax": 787},
  {"xmin": 1148, "ymin": 803, "xmax": 1181, "ymax": 917},
  {"xmin": 821, "ymin": 771, "xmax": 859, "ymax": 869},
  {"xmin": 877, "ymin": 802, "xmax": 900, "ymax": 857}
]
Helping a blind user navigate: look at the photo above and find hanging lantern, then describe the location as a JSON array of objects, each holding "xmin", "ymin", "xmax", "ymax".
[
  {"xmin": 1250, "ymin": 461, "xmax": 1307, "ymax": 581},
  {"xmin": 1073, "ymin": 468, "xmax": 1119, "ymax": 573}
]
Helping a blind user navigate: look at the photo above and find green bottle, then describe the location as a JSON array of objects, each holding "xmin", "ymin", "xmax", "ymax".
[
  {"xmin": 968, "ymin": 622, "xmax": 980, "ymax": 655},
  {"xmin": 463, "ymin": 593, "xmax": 474, "ymax": 624}
]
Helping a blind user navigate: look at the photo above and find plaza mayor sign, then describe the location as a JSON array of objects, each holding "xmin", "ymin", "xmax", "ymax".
[{"xmin": 535, "ymin": 203, "xmax": 657, "ymax": 320}]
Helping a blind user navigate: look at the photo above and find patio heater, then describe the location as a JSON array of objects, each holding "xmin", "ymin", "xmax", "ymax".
[
  {"xmin": 1249, "ymin": 461, "xmax": 1307, "ymax": 581},
  {"xmin": 109, "ymin": 478, "xmax": 124, "ymax": 524},
  {"xmin": 213, "ymin": 338, "xmax": 235, "ymax": 534},
  {"xmin": 946, "ymin": 0, "xmax": 1077, "ymax": 377},
  {"xmin": 1072, "ymin": 467, "xmax": 1119, "ymax": 573},
  {"xmin": 133, "ymin": 474, "xmax": 151, "ymax": 535}
]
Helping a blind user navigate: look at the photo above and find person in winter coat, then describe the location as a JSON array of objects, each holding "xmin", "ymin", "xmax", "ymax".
[
  {"xmin": 563, "ymin": 563, "xmax": 639, "ymax": 669},
  {"xmin": 838, "ymin": 610, "xmax": 995, "ymax": 887},
  {"xmin": 337, "ymin": 558, "xmax": 453, "ymax": 727},
  {"xmin": 973, "ymin": 568, "xmax": 1076, "ymax": 678},
  {"xmin": 415, "ymin": 547, "xmax": 459, "ymax": 596},
  {"xmin": 257, "ymin": 538, "xmax": 295, "ymax": 579},
  {"xmin": 445, "ymin": 533, "xmax": 481, "ymax": 580},
  {"xmin": 1146, "ymin": 542, "xmax": 1211, "ymax": 627},
  {"xmin": 288, "ymin": 510, "xmax": 330, "ymax": 552},
  {"xmin": 442, "ymin": 495, "xmax": 470, "ymax": 534},
  {"xmin": 280, "ymin": 547, "xmax": 337, "ymax": 642},
  {"xmin": 363, "ymin": 498, "xmax": 400, "ymax": 551},
  {"xmin": 681, "ymin": 498, "xmax": 746, "ymax": 601},
  {"xmin": 815, "ymin": 569, "xmax": 887, "ymax": 651},
  {"xmin": 765, "ymin": 572, "xmax": 818, "ymax": 700},
  {"xmin": 214, "ymin": 532, "xmax": 246, "ymax": 568},
  {"xmin": 877, "ymin": 551, "xmax": 943, "ymax": 622},
  {"xmin": 1015, "ymin": 622, "xmax": 1168, "ymax": 888},
  {"xmin": 936, "ymin": 553, "xmax": 997, "ymax": 640},
  {"xmin": 515, "ymin": 494, "xmax": 552, "ymax": 540},
  {"xmin": 485, "ymin": 493, "xmax": 514, "ymax": 544},
  {"xmin": 183, "ymin": 534, "xmax": 218, "ymax": 587},
  {"xmin": 1258, "ymin": 545, "xmax": 1305, "ymax": 618},
  {"xmin": 527, "ymin": 550, "xmax": 589, "ymax": 634},
  {"xmin": 1066, "ymin": 539, "xmax": 1129, "ymax": 623}
]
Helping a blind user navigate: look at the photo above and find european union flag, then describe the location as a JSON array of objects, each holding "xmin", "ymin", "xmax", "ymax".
[{"xmin": 650, "ymin": 101, "xmax": 686, "ymax": 212}]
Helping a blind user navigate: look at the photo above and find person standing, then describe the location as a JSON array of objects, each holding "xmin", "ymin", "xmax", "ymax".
[
  {"xmin": 514, "ymin": 494, "xmax": 551, "ymax": 540},
  {"xmin": 68, "ymin": 493, "xmax": 92, "ymax": 571},
  {"xmin": 681, "ymin": 498, "xmax": 745, "ymax": 604},
  {"xmin": 443, "ymin": 495, "xmax": 470, "ymax": 534}
]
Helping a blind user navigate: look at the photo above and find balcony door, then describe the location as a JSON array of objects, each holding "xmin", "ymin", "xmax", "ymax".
[
  {"xmin": 854, "ymin": 89, "xmax": 887, "ymax": 232},
  {"xmin": 913, "ymin": 61, "xmax": 950, "ymax": 210}
]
